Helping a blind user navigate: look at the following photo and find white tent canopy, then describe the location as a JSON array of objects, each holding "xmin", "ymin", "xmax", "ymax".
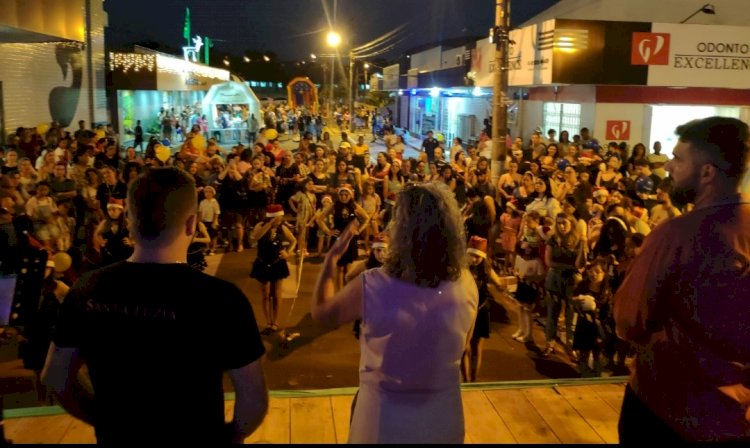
[{"xmin": 201, "ymin": 81, "xmax": 261, "ymax": 137}]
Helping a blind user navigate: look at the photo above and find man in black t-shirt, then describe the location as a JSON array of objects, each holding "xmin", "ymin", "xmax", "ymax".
[
  {"xmin": 420, "ymin": 131, "xmax": 440, "ymax": 164},
  {"xmin": 42, "ymin": 167, "xmax": 268, "ymax": 444}
]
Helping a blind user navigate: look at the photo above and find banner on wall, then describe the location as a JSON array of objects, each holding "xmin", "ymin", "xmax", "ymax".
[
  {"xmin": 645, "ymin": 23, "xmax": 750, "ymax": 89},
  {"xmin": 382, "ymin": 64, "xmax": 400, "ymax": 91},
  {"xmin": 508, "ymin": 20, "xmax": 555, "ymax": 87},
  {"xmin": 470, "ymin": 38, "xmax": 494, "ymax": 88}
]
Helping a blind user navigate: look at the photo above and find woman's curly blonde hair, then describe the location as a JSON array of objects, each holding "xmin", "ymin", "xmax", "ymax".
[{"xmin": 383, "ymin": 181, "xmax": 467, "ymax": 287}]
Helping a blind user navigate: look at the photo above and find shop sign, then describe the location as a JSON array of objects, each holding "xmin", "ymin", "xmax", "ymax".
[
  {"xmin": 605, "ymin": 120, "xmax": 631, "ymax": 140},
  {"xmin": 507, "ymin": 20, "xmax": 555, "ymax": 87},
  {"xmin": 646, "ymin": 23, "xmax": 750, "ymax": 88}
]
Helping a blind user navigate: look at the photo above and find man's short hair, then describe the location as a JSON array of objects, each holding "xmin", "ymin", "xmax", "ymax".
[
  {"xmin": 127, "ymin": 167, "xmax": 196, "ymax": 243},
  {"xmin": 675, "ymin": 116, "xmax": 749, "ymax": 180}
]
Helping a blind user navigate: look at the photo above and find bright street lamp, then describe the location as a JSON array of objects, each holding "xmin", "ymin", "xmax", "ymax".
[
  {"xmin": 326, "ymin": 31, "xmax": 341, "ymax": 48},
  {"xmin": 243, "ymin": 56, "xmax": 250, "ymax": 62}
]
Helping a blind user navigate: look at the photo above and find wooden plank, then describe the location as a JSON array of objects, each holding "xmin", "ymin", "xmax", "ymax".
[
  {"xmin": 522, "ymin": 388, "xmax": 604, "ymax": 444},
  {"xmin": 245, "ymin": 397, "xmax": 291, "ymax": 444},
  {"xmin": 58, "ymin": 418, "xmax": 96, "ymax": 444},
  {"xmin": 330, "ymin": 395, "xmax": 355, "ymax": 443},
  {"xmin": 461, "ymin": 390, "xmax": 516, "ymax": 444},
  {"xmin": 484, "ymin": 389, "xmax": 560, "ymax": 444},
  {"xmin": 290, "ymin": 396, "xmax": 336, "ymax": 444},
  {"xmin": 587, "ymin": 383, "xmax": 626, "ymax": 414},
  {"xmin": 555, "ymin": 385, "xmax": 620, "ymax": 444},
  {"xmin": 4, "ymin": 414, "xmax": 74, "ymax": 444}
]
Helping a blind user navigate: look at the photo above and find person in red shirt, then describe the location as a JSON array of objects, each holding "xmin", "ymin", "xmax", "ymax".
[{"xmin": 614, "ymin": 116, "xmax": 750, "ymax": 443}]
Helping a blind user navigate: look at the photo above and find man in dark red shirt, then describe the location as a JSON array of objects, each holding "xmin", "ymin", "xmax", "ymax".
[{"xmin": 614, "ymin": 116, "xmax": 750, "ymax": 443}]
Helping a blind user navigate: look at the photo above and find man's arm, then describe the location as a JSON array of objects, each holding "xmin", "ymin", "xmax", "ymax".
[
  {"xmin": 613, "ymin": 225, "xmax": 676, "ymax": 343},
  {"xmin": 226, "ymin": 358, "xmax": 269, "ymax": 443},
  {"xmin": 41, "ymin": 343, "xmax": 96, "ymax": 425}
]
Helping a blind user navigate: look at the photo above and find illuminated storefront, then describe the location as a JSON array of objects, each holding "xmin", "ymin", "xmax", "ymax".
[{"xmin": 108, "ymin": 48, "xmax": 230, "ymax": 143}]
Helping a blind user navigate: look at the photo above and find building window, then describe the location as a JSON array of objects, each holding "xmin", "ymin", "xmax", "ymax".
[{"xmin": 543, "ymin": 102, "xmax": 581, "ymax": 139}]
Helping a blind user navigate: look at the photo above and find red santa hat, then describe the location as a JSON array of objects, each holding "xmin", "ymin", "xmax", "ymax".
[
  {"xmin": 372, "ymin": 233, "xmax": 389, "ymax": 249},
  {"xmin": 467, "ymin": 236, "xmax": 488, "ymax": 259},
  {"xmin": 265, "ymin": 204, "xmax": 284, "ymax": 218},
  {"xmin": 107, "ymin": 198, "xmax": 124, "ymax": 210}
]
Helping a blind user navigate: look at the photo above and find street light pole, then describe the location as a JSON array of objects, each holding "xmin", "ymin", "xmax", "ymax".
[
  {"xmin": 348, "ymin": 50, "xmax": 355, "ymax": 133},
  {"xmin": 329, "ymin": 57, "xmax": 335, "ymax": 123},
  {"xmin": 490, "ymin": 0, "xmax": 510, "ymax": 184},
  {"xmin": 364, "ymin": 63, "xmax": 370, "ymax": 99}
]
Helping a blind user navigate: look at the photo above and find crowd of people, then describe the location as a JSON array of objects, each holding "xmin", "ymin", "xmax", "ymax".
[
  {"xmin": 0, "ymin": 116, "xmax": 706, "ymax": 375},
  {"xmin": 1, "ymin": 114, "xmax": 748, "ymax": 444}
]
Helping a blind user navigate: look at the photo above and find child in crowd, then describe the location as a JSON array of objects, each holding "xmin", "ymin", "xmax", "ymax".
[
  {"xmin": 289, "ymin": 178, "xmax": 316, "ymax": 257},
  {"xmin": 463, "ymin": 236, "xmax": 511, "ymax": 382},
  {"xmin": 571, "ymin": 257, "xmax": 610, "ymax": 377},
  {"xmin": 25, "ymin": 181, "xmax": 59, "ymax": 252},
  {"xmin": 311, "ymin": 195, "xmax": 333, "ymax": 258},
  {"xmin": 187, "ymin": 221, "xmax": 211, "ymax": 271},
  {"xmin": 346, "ymin": 233, "xmax": 389, "ymax": 339},
  {"xmin": 512, "ymin": 210, "xmax": 546, "ymax": 343},
  {"xmin": 94, "ymin": 198, "xmax": 133, "ymax": 266},
  {"xmin": 499, "ymin": 199, "xmax": 523, "ymax": 273},
  {"xmin": 198, "ymin": 186, "xmax": 221, "ymax": 255},
  {"xmin": 358, "ymin": 181, "xmax": 381, "ymax": 253},
  {"xmin": 55, "ymin": 202, "xmax": 75, "ymax": 252}
]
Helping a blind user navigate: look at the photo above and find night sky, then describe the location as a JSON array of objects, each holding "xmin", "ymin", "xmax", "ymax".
[{"xmin": 105, "ymin": 0, "xmax": 559, "ymax": 62}]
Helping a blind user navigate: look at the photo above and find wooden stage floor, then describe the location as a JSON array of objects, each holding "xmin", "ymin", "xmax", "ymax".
[{"xmin": 4, "ymin": 379, "xmax": 626, "ymax": 444}]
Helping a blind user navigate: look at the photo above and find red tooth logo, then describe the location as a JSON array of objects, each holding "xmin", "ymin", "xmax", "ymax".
[
  {"xmin": 631, "ymin": 32, "xmax": 670, "ymax": 65},
  {"xmin": 606, "ymin": 121, "xmax": 631, "ymax": 140}
]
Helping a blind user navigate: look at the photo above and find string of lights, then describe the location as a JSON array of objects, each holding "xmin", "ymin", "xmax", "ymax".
[{"xmin": 108, "ymin": 52, "xmax": 155, "ymax": 73}]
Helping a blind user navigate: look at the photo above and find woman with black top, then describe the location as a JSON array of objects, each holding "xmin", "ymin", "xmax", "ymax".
[
  {"xmin": 330, "ymin": 159, "xmax": 360, "ymax": 200},
  {"xmin": 463, "ymin": 186, "xmax": 496, "ymax": 242},
  {"xmin": 315, "ymin": 185, "xmax": 370, "ymax": 290},
  {"xmin": 462, "ymin": 236, "xmax": 506, "ymax": 383},
  {"xmin": 346, "ymin": 233, "xmax": 389, "ymax": 339},
  {"xmin": 542, "ymin": 212, "xmax": 586, "ymax": 358},
  {"xmin": 250, "ymin": 204, "xmax": 297, "ymax": 335},
  {"xmin": 95, "ymin": 199, "xmax": 133, "ymax": 266}
]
